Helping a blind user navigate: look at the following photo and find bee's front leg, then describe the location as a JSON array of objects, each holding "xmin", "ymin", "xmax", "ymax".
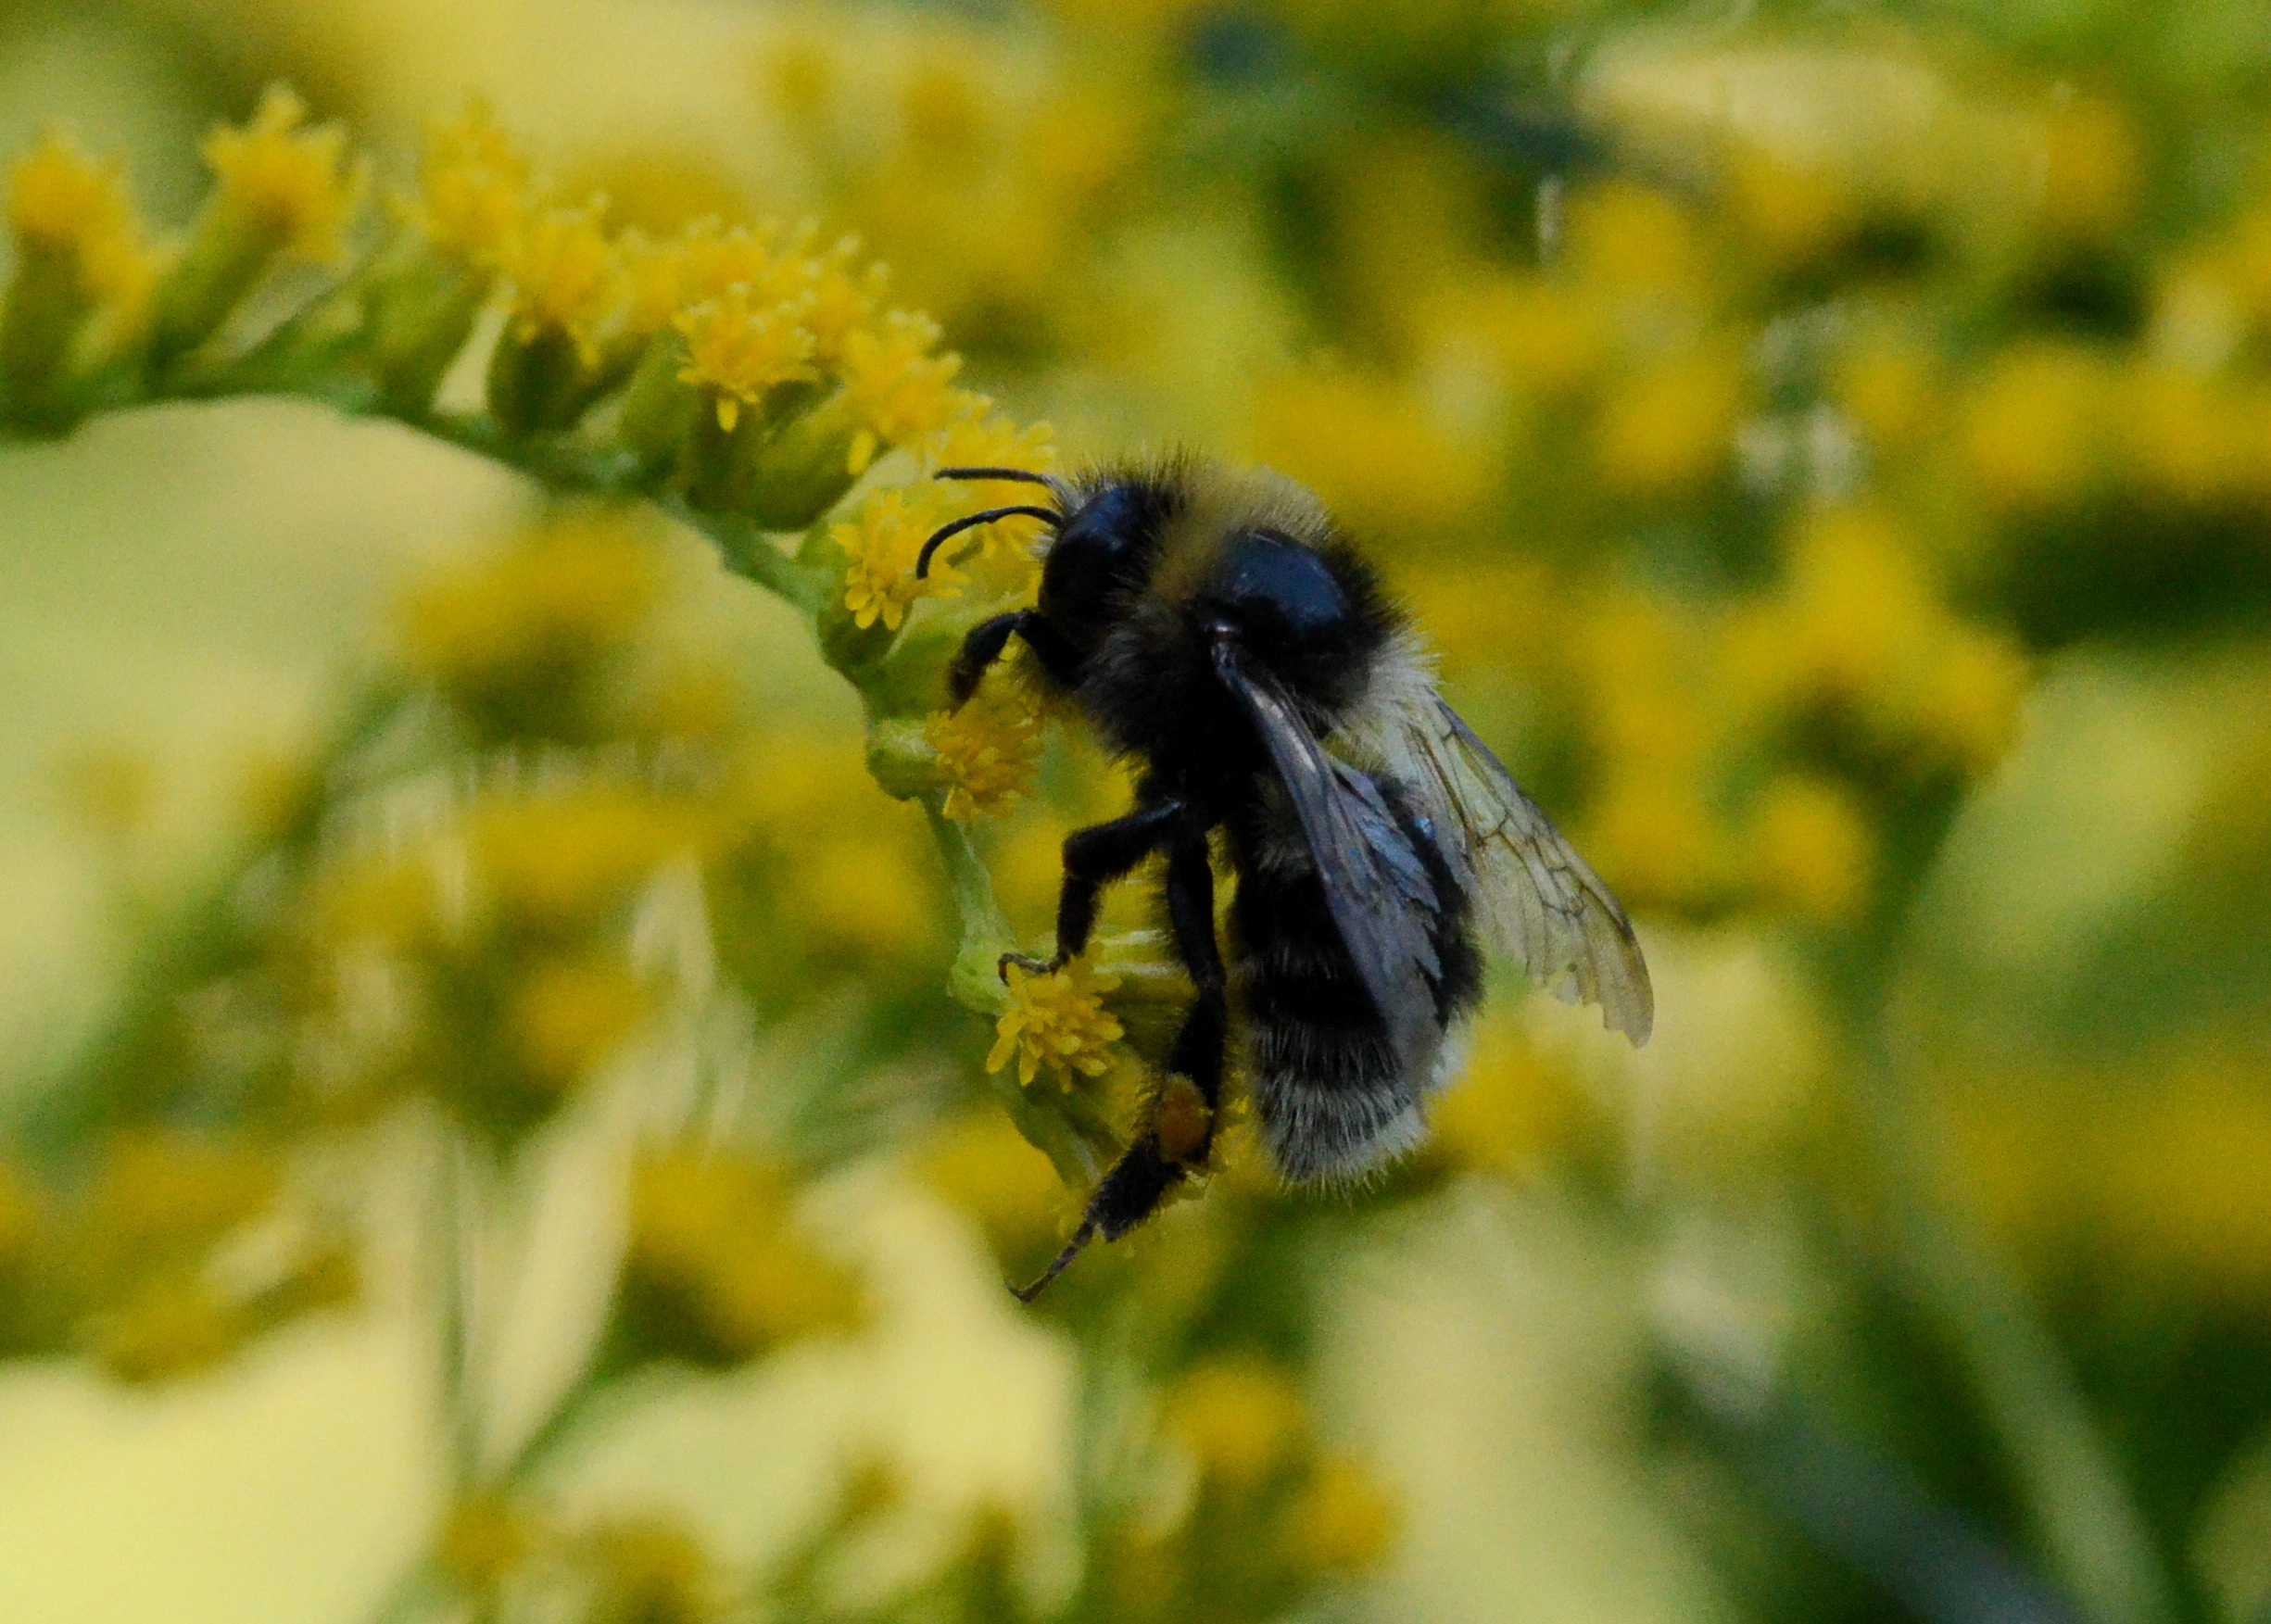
[
  {"xmin": 946, "ymin": 610, "xmax": 1084, "ymax": 708},
  {"xmin": 1002, "ymin": 797, "xmax": 1190, "ymax": 981}
]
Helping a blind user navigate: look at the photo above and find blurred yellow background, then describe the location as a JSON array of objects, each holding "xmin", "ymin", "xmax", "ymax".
[{"xmin": 4, "ymin": 1, "xmax": 2270, "ymax": 1621}]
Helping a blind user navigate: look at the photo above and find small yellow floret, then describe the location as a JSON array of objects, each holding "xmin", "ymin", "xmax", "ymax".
[
  {"xmin": 6, "ymin": 132, "xmax": 157, "ymax": 314},
  {"xmin": 1164, "ymin": 1359, "xmax": 1308, "ymax": 1492},
  {"xmin": 675, "ymin": 284, "xmax": 818, "ymax": 431},
  {"xmin": 801, "ymin": 239, "xmax": 888, "ymax": 363},
  {"xmin": 511, "ymin": 955, "xmax": 650, "ymax": 1088},
  {"xmin": 1751, "ymin": 774, "xmax": 1875, "ymax": 924},
  {"xmin": 927, "ymin": 685, "xmax": 1045, "ymax": 821},
  {"xmin": 499, "ymin": 202, "xmax": 625, "ymax": 362},
  {"xmin": 202, "ymin": 85, "xmax": 365, "ymax": 262},
  {"xmin": 987, "ymin": 957, "xmax": 1123, "ymax": 1090},
  {"xmin": 834, "ymin": 485, "xmax": 959, "ymax": 632},
  {"xmin": 625, "ymin": 1150, "xmax": 862, "ymax": 1364},
  {"xmin": 839, "ymin": 309, "xmax": 965, "ymax": 474},
  {"xmin": 408, "ymin": 101, "xmax": 528, "ymax": 268},
  {"xmin": 1283, "ymin": 1456, "xmax": 1400, "ymax": 1576}
]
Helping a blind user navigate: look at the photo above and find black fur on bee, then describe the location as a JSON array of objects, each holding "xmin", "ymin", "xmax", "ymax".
[{"xmin": 921, "ymin": 459, "xmax": 1652, "ymax": 1300}]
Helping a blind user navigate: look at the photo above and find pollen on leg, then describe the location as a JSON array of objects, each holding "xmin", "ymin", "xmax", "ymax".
[{"xmin": 1154, "ymin": 1076, "xmax": 1213, "ymax": 1166}]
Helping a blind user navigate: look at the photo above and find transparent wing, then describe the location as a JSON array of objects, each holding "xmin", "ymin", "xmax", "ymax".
[
  {"xmin": 1212, "ymin": 641, "xmax": 1443, "ymax": 1071},
  {"xmin": 1396, "ymin": 696, "xmax": 1654, "ymax": 1046}
]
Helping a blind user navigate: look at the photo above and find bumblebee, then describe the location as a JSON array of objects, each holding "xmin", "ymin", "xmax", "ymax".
[{"xmin": 918, "ymin": 459, "xmax": 1653, "ymax": 1298}]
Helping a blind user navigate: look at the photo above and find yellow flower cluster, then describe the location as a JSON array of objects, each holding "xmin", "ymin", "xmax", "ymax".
[
  {"xmin": 621, "ymin": 1150, "xmax": 863, "ymax": 1366},
  {"xmin": 927, "ymin": 682, "xmax": 1046, "ymax": 820},
  {"xmin": 989, "ymin": 957, "xmax": 1125, "ymax": 1090},
  {"xmin": 5, "ymin": 132, "xmax": 157, "ymax": 318},
  {"xmin": 499, "ymin": 202, "xmax": 626, "ymax": 364},
  {"xmin": 675, "ymin": 283, "xmax": 817, "ymax": 430},
  {"xmin": 835, "ymin": 484, "xmax": 957, "ymax": 631},
  {"xmin": 201, "ymin": 85, "xmax": 365, "ymax": 264},
  {"xmin": 404, "ymin": 101, "xmax": 529, "ymax": 270}
]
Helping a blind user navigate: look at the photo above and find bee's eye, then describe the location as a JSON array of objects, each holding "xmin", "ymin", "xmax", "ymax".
[
  {"xmin": 1040, "ymin": 489, "xmax": 1154, "ymax": 628},
  {"xmin": 1217, "ymin": 531, "xmax": 1349, "ymax": 641}
]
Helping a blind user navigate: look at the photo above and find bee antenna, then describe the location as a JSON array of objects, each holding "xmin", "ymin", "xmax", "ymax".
[
  {"xmin": 1009, "ymin": 1219, "xmax": 1096, "ymax": 1303},
  {"xmin": 934, "ymin": 466, "xmax": 1056, "ymax": 487},
  {"xmin": 914, "ymin": 505, "xmax": 1063, "ymax": 580}
]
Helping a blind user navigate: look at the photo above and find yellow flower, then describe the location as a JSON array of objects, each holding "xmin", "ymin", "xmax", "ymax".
[
  {"xmin": 1569, "ymin": 182, "xmax": 1705, "ymax": 296},
  {"xmin": 6, "ymin": 131, "xmax": 157, "ymax": 315},
  {"xmin": 510, "ymin": 955, "xmax": 651, "ymax": 1089},
  {"xmin": 577, "ymin": 1517, "xmax": 716, "ymax": 1624},
  {"xmin": 1962, "ymin": 343, "xmax": 2112, "ymax": 510},
  {"xmin": 2038, "ymin": 95, "xmax": 2139, "ymax": 243},
  {"xmin": 1164, "ymin": 1358, "xmax": 1307, "ymax": 1492},
  {"xmin": 1727, "ymin": 150, "xmax": 1856, "ymax": 271},
  {"xmin": 987, "ymin": 956, "xmax": 1124, "ymax": 1089},
  {"xmin": 202, "ymin": 85, "xmax": 364, "ymax": 263},
  {"xmin": 499, "ymin": 201, "xmax": 625, "ymax": 363},
  {"xmin": 437, "ymin": 1494, "xmax": 538, "ymax": 1592},
  {"xmin": 928, "ymin": 684, "xmax": 1045, "ymax": 821},
  {"xmin": 834, "ymin": 484, "xmax": 959, "ymax": 632},
  {"xmin": 838, "ymin": 309, "xmax": 965, "ymax": 474},
  {"xmin": 921, "ymin": 409, "xmax": 1059, "ymax": 593},
  {"xmin": 1424, "ymin": 1016, "xmax": 1575, "ymax": 1177},
  {"xmin": 397, "ymin": 513, "xmax": 658, "ymax": 737},
  {"xmin": 616, "ymin": 229, "xmax": 689, "ymax": 336},
  {"xmin": 1250, "ymin": 371, "xmax": 1491, "ymax": 535},
  {"xmin": 1836, "ymin": 342, "xmax": 1937, "ymax": 455},
  {"xmin": 1593, "ymin": 349, "xmax": 1743, "ymax": 496},
  {"xmin": 798, "ymin": 235, "xmax": 887, "ymax": 364},
  {"xmin": 405, "ymin": 100, "xmax": 528, "ymax": 270},
  {"xmin": 1281, "ymin": 1456, "xmax": 1400, "ymax": 1577},
  {"xmin": 473, "ymin": 787, "xmax": 698, "ymax": 932},
  {"xmin": 91, "ymin": 1133, "xmax": 280, "ymax": 1252},
  {"xmin": 623, "ymin": 1150, "xmax": 863, "ymax": 1366},
  {"xmin": 675, "ymin": 284, "xmax": 817, "ymax": 431},
  {"xmin": 920, "ymin": 1114, "xmax": 1067, "ymax": 1261},
  {"xmin": 925, "ymin": 408, "xmax": 1059, "ymax": 485},
  {"xmin": 1751, "ymin": 774, "xmax": 1875, "ymax": 924},
  {"xmin": 95, "ymin": 1276, "xmax": 245, "ymax": 1383}
]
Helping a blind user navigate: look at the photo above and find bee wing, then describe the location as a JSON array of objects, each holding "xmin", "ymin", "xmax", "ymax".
[
  {"xmin": 1211, "ymin": 640, "xmax": 1444, "ymax": 1072},
  {"xmin": 1397, "ymin": 695, "xmax": 1654, "ymax": 1046}
]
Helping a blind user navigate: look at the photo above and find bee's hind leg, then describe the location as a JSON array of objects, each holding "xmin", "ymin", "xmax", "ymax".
[{"xmin": 1010, "ymin": 829, "xmax": 1223, "ymax": 1303}]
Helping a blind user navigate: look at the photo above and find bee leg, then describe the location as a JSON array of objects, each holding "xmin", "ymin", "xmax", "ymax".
[
  {"xmin": 1158, "ymin": 833, "xmax": 1228, "ymax": 1152},
  {"xmin": 946, "ymin": 610, "xmax": 1081, "ymax": 708},
  {"xmin": 1009, "ymin": 832, "xmax": 1222, "ymax": 1304},
  {"xmin": 1000, "ymin": 797, "xmax": 1190, "ymax": 981}
]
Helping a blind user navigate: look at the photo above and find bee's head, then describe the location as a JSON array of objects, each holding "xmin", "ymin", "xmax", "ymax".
[{"xmin": 918, "ymin": 467, "xmax": 1181, "ymax": 650}]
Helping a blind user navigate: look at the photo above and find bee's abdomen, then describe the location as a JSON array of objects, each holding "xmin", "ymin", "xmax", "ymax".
[{"xmin": 1229, "ymin": 790, "xmax": 1482, "ymax": 1183}]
